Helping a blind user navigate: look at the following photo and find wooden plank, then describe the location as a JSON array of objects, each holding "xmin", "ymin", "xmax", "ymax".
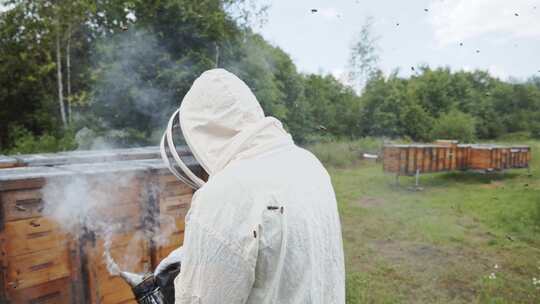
[
  {"xmin": 431, "ymin": 147, "xmax": 437, "ymax": 172},
  {"xmin": 7, "ymin": 277, "xmax": 73, "ymax": 304},
  {"xmin": 1, "ymin": 190, "xmax": 44, "ymax": 222},
  {"xmin": 6, "ymin": 247, "xmax": 71, "ymax": 290},
  {"xmin": 159, "ymin": 175, "xmax": 192, "ymax": 196},
  {"xmin": 99, "ymin": 288, "xmax": 138, "ymax": 304},
  {"xmin": 84, "ymin": 232, "xmax": 150, "ymax": 304},
  {"xmin": 501, "ymin": 148, "xmax": 507, "ymax": 169},
  {"xmin": 382, "ymin": 147, "xmax": 401, "ymax": 173},
  {"xmin": 496, "ymin": 149, "xmax": 502, "ymax": 170},
  {"xmin": 438, "ymin": 148, "xmax": 446, "ymax": 171},
  {"xmin": 422, "ymin": 148, "xmax": 431, "ymax": 173},
  {"xmin": 154, "ymin": 232, "xmax": 185, "ymax": 265},
  {"xmin": 416, "ymin": 148, "xmax": 423, "ymax": 172},
  {"xmin": 442, "ymin": 148, "xmax": 449, "ymax": 171},
  {"xmin": 399, "ymin": 148, "xmax": 407, "ymax": 175},
  {"xmin": 451, "ymin": 147, "xmax": 457, "ymax": 170},
  {"xmin": 157, "ymin": 216, "xmax": 185, "ymax": 235},
  {"xmin": 0, "ymin": 167, "xmax": 72, "ymax": 191},
  {"xmin": 2, "ymin": 218, "xmax": 68, "ymax": 257},
  {"xmin": 456, "ymin": 147, "xmax": 463, "ymax": 169},
  {"xmin": 407, "ymin": 147, "xmax": 416, "ymax": 175},
  {"xmin": 159, "ymin": 194, "xmax": 191, "ymax": 218},
  {"xmin": 94, "ymin": 202, "xmax": 141, "ymax": 231},
  {"xmin": 0, "ymin": 179, "xmax": 44, "ymax": 192}
]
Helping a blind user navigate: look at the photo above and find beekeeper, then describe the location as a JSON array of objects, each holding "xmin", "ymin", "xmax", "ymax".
[{"xmin": 158, "ymin": 69, "xmax": 345, "ymax": 303}]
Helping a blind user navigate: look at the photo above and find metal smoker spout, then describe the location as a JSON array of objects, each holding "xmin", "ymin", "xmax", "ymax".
[
  {"xmin": 119, "ymin": 271, "xmax": 145, "ymax": 287},
  {"xmin": 118, "ymin": 271, "xmax": 167, "ymax": 304},
  {"xmin": 117, "ymin": 265, "xmax": 180, "ymax": 304}
]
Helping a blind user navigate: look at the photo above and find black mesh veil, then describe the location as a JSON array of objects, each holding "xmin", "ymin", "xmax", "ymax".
[{"xmin": 160, "ymin": 109, "xmax": 205, "ymax": 189}]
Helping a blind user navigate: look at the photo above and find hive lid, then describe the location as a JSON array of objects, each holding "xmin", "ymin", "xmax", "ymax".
[
  {"xmin": 0, "ymin": 155, "xmax": 19, "ymax": 168},
  {"xmin": 384, "ymin": 144, "xmax": 444, "ymax": 148},
  {"xmin": 12, "ymin": 146, "xmax": 193, "ymax": 167},
  {"xmin": 56, "ymin": 160, "xmax": 151, "ymax": 175},
  {"xmin": 510, "ymin": 145, "xmax": 530, "ymax": 149},
  {"xmin": 0, "ymin": 166, "xmax": 75, "ymax": 190},
  {"xmin": 0, "ymin": 166, "xmax": 74, "ymax": 181},
  {"xmin": 134, "ymin": 156, "xmax": 199, "ymax": 171},
  {"xmin": 410, "ymin": 144, "xmax": 445, "ymax": 148},
  {"xmin": 13, "ymin": 146, "xmax": 169, "ymax": 167}
]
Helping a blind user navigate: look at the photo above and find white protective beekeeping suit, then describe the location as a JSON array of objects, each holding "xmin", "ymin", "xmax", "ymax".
[{"xmin": 161, "ymin": 69, "xmax": 345, "ymax": 304}]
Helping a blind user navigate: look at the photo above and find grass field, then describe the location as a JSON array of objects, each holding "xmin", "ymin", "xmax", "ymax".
[{"xmin": 315, "ymin": 140, "xmax": 540, "ymax": 303}]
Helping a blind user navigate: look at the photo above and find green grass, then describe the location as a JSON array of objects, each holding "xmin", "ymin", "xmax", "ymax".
[{"xmin": 317, "ymin": 140, "xmax": 540, "ymax": 303}]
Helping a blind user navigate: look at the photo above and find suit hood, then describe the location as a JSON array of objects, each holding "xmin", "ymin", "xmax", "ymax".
[{"xmin": 178, "ymin": 69, "xmax": 293, "ymax": 181}]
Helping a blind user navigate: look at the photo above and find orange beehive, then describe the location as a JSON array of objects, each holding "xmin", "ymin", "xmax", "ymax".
[
  {"xmin": 383, "ymin": 142, "xmax": 531, "ymax": 175},
  {"xmin": 383, "ymin": 144, "xmax": 457, "ymax": 175}
]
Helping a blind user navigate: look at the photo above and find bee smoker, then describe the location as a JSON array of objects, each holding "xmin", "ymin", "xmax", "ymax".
[{"xmin": 120, "ymin": 262, "xmax": 181, "ymax": 304}]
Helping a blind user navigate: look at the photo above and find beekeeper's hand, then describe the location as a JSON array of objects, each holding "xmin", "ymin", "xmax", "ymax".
[{"xmin": 154, "ymin": 246, "xmax": 183, "ymax": 276}]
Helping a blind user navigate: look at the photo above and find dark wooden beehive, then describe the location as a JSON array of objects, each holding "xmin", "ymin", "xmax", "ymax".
[{"xmin": 0, "ymin": 147, "xmax": 200, "ymax": 304}]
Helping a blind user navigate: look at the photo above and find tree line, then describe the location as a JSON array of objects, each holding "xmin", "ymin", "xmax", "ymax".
[{"xmin": 1, "ymin": 0, "xmax": 539, "ymax": 154}]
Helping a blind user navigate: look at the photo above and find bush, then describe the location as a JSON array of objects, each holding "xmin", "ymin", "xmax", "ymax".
[
  {"xmin": 308, "ymin": 141, "xmax": 359, "ymax": 167},
  {"xmin": 497, "ymin": 131, "xmax": 532, "ymax": 142},
  {"xmin": 6, "ymin": 126, "xmax": 77, "ymax": 154},
  {"xmin": 531, "ymin": 122, "xmax": 540, "ymax": 139},
  {"xmin": 307, "ymin": 137, "xmax": 384, "ymax": 167},
  {"xmin": 431, "ymin": 109, "xmax": 476, "ymax": 143}
]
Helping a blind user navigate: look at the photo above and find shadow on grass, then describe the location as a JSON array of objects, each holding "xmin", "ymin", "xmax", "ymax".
[
  {"xmin": 396, "ymin": 170, "xmax": 529, "ymax": 188},
  {"xmin": 438, "ymin": 171, "xmax": 522, "ymax": 184}
]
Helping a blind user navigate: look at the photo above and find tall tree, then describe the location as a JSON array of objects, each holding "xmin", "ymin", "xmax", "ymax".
[{"xmin": 347, "ymin": 16, "xmax": 379, "ymax": 93}]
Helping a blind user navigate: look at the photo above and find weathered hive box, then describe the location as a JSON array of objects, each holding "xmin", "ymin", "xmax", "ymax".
[
  {"xmin": 0, "ymin": 147, "xmax": 199, "ymax": 304},
  {"xmin": 383, "ymin": 142, "xmax": 531, "ymax": 175},
  {"xmin": 510, "ymin": 146, "xmax": 531, "ymax": 168},
  {"xmin": 56, "ymin": 161, "xmax": 151, "ymax": 304},
  {"xmin": 0, "ymin": 156, "xmax": 19, "ymax": 169},
  {"xmin": 134, "ymin": 158, "xmax": 199, "ymax": 267},
  {"xmin": 464, "ymin": 145, "xmax": 532, "ymax": 171},
  {"xmin": 0, "ymin": 166, "xmax": 83, "ymax": 304},
  {"xmin": 383, "ymin": 144, "xmax": 457, "ymax": 175}
]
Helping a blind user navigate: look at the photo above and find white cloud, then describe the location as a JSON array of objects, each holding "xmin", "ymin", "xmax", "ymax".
[
  {"xmin": 316, "ymin": 7, "xmax": 343, "ymax": 20},
  {"xmin": 330, "ymin": 68, "xmax": 353, "ymax": 86},
  {"xmin": 330, "ymin": 68, "xmax": 344, "ymax": 79},
  {"xmin": 488, "ymin": 65, "xmax": 509, "ymax": 80},
  {"xmin": 428, "ymin": 0, "xmax": 540, "ymax": 46}
]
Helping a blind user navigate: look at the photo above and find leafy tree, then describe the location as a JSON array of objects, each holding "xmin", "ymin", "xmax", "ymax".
[
  {"xmin": 431, "ymin": 109, "xmax": 476, "ymax": 142},
  {"xmin": 347, "ymin": 16, "xmax": 379, "ymax": 93},
  {"xmin": 2, "ymin": 0, "xmax": 540, "ymax": 153}
]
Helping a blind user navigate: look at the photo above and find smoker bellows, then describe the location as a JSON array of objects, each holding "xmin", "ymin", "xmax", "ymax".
[
  {"xmin": 0, "ymin": 147, "xmax": 202, "ymax": 304},
  {"xmin": 383, "ymin": 140, "xmax": 531, "ymax": 175}
]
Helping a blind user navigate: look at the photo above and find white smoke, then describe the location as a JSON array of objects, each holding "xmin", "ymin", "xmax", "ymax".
[{"xmin": 41, "ymin": 171, "xmax": 153, "ymax": 274}]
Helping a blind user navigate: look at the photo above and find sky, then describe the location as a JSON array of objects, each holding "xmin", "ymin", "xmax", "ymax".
[{"xmin": 255, "ymin": 0, "xmax": 540, "ymax": 81}]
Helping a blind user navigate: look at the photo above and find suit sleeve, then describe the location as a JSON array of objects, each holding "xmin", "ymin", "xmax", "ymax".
[{"xmin": 174, "ymin": 217, "xmax": 257, "ymax": 304}]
